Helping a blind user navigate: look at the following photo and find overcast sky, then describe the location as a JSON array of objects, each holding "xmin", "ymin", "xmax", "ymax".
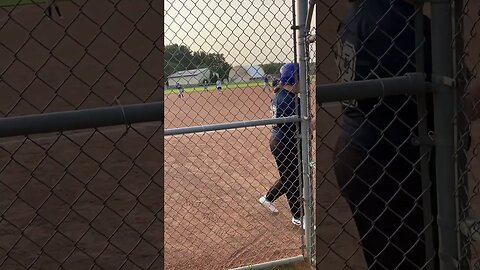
[{"xmin": 164, "ymin": 0, "xmax": 315, "ymax": 66}]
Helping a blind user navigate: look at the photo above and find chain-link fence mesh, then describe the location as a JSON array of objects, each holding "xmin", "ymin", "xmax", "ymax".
[
  {"xmin": 0, "ymin": 0, "xmax": 163, "ymax": 269},
  {"xmin": 454, "ymin": 0, "xmax": 480, "ymax": 268},
  {"xmin": 164, "ymin": 0, "xmax": 314, "ymax": 268}
]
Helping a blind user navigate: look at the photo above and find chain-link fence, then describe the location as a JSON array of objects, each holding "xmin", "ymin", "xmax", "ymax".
[
  {"xmin": 164, "ymin": 0, "xmax": 315, "ymax": 269},
  {"xmin": 454, "ymin": 0, "xmax": 480, "ymax": 269},
  {"xmin": 315, "ymin": 0, "xmax": 480, "ymax": 269},
  {"xmin": 0, "ymin": 0, "xmax": 163, "ymax": 269}
]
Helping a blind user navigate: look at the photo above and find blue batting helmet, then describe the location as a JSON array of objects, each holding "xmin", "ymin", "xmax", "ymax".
[{"xmin": 279, "ymin": 63, "xmax": 299, "ymax": 85}]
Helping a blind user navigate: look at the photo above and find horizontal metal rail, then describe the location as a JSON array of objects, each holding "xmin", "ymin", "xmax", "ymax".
[
  {"xmin": 229, "ymin": 255, "xmax": 305, "ymax": 270},
  {"xmin": 165, "ymin": 116, "xmax": 300, "ymax": 136},
  {"xmin": 0, "ymin": 102, "xmax": 164, "ymax": 138},
  {"xmin": 316, "ymin": 72, "xmax": 428, "ymax": 103}
]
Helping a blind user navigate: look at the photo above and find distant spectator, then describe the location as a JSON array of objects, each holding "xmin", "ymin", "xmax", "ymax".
[
  {"xmin": 175, "ymin": 82, "xmax": 184, "ymax": 98},
  {"xmin": 216, "ymin": 80, "xmax": 222, "ymax": 93},
  {"xmin": 263, "ymin": 76, "xmax": 269, "ymax": 91}
]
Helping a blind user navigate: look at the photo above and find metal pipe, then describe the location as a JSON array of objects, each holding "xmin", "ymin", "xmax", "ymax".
[
  {"xmin": 0, "ymin": 102, "xmax": 164, "ymax": 138},
  {"xmin": 431, "ymin": 0, "xmax": 458, "ymax": 268},
  {"xmin": 164, "ymin": 116, "xmax": 300, "ymax": 136},
  {"xmin": 229, "ymin": 255, "xmax": 305, "ymax": 270},
  {"xmin": 292, "ymin": 0, "xmax": 297, "ymax": 64},
  {"xmin": 306, "ymin": 0, "xmax": 316, "ymax": 33},
  {"xmin": 414, "ymin": 4, "xmax": 436, "ymax": 269},
  {"xmin": 316, "ymin": 72, "xmax": 428, "ymax": 103},
  {"xmin": 296, "ymin": 0, "xmax": 313, "ymax": 264}
]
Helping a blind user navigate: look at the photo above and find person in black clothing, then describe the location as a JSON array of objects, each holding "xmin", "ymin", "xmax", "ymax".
[
  {"xmin": 333, "ymin": 0, "xmax": 435, "ymax": 269},
  {"xmin": 263, "ymin": 76, "xmax": 270, "ymax": 91}
]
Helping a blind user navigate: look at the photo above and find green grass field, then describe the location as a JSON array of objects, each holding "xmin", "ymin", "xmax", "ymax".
[
  {"xmin": 165, "ymin": 81, "xmax": 266, "ymax": 95},
  {"xmin": 165, "ymin": 75, "xmax": 316, "ymax": 95}
]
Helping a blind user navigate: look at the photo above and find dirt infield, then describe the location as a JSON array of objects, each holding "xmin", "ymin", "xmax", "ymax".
[
  {"xmin": 164, "ymin": 86, "xmax": 273, "ymax": 129},
  {"xmin": 0, "ymin": 125, "xmax": 163, "ymax": 269},
  {"xmin": 164, "ymin": 86, "xmax": 310, "ymax": 269},
  {"xmin": 0, "ymin": 0, "xmax": 162, "ymax": 117},
  {"xmin": 165, "ymin": 83, "xmax": 478, "ymax": 270},
  {"xmin": 315, "ymin": 105, "xmax": 366, "ymax": 269}
]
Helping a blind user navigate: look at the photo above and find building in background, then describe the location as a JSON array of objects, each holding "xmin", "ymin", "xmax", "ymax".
[
  {"xmin": 228, "ymin": 65, "xmax": 266, "ymax": 83},
  {"xmin": 167, "ymin": 68, "xmax": 215, "ymax": 86}
]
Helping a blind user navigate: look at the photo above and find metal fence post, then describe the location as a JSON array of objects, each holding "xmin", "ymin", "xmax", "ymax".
[
  {"xmin": 414, "ymin": 3, "xmax": 436, "ymax": 269},
  {"xmin": 431, "ymin": 0, "xmax": 458, "ymax": 268},
  {"xmin": 296, "ymin": 0, "xmax": 313, "ymax": 264}
]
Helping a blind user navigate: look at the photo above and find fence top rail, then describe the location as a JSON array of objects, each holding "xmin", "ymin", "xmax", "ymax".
[
  {"xmin": 165, "ymin": 116, "xmax": 301, "ymax": 136},
  {"xmin": 0, "ymin": 102, "xmax": 164, "ymax": 138},
  {"xmin": 316, "ymin": 72, "xmax": 428, "ymax": 103}
]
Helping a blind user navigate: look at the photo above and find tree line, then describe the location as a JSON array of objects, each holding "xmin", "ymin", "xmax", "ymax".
[
  {"xmin": 165, "ymin": 44, "xmax": 315, "ymax": 83},
  {"xmin": 165, "ymin": 44, "xmax": 231, "ymax": 83}
]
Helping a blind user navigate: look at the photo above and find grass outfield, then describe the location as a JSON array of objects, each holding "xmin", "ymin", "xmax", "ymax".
[
  {"xmin": 165, "ymin": 77, "xmax": 315, "ymax": 95},
  {"xmin": 165, "ymin": 81, "xmax": 267, "ymax": 95}
]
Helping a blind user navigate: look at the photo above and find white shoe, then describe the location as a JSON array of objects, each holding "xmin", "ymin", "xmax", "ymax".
[
  {"xmin": 258, "ymin": 196, "xmax": 278, "ymax": 213},
  {"xmin": 292, "ymin": 217, "xmax": 302, "ymax": 227},
  {"xmin": 292, "ymin": 216, "xmax": 312, "ymax": 230}
]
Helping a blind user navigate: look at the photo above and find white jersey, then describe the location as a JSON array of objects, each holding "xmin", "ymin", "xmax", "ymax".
[{"xmin": 216, "ymin": 80, "xmax": 222, "ymax": 88}]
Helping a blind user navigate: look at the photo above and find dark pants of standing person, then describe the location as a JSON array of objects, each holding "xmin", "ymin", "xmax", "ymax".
[
  {"xmin": 266, "ymin": 136, "xmax": 302, "ymax": 219},
  {"xmin": 333, "ymin": 136, "xmax": 436, "ymax": 269}
]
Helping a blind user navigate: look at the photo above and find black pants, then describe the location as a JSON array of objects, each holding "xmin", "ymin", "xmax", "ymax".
[
  {"xmin": 266, "ymin": 136, "xmax": 302, "ymax": 219},
  {"xmin": 333, "ymin": 137, "xmax": 432, "ymax": 269}
]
